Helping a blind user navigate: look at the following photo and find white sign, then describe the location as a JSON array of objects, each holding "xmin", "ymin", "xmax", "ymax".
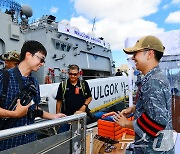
[
  {"xmin": 40, "ymin": 76, "xmax": 134, "ymax": 113},
  {"xmin": 88, "ymin": 76, "xmax": 129, "ymax": 110},
  {"xmin": 58, "ymin": 23, "xmax": 110, "ymax": 49}
]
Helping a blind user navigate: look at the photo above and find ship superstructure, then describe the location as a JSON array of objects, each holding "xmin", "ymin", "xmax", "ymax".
[{"xmin": 0, "ymin": 0, "xmax": 115, "ymax": 84}]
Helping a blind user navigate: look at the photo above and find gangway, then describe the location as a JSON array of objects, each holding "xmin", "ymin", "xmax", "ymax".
[{"xmin": 0, "ymin": 113, "xmax": 87, "ymax": 154}]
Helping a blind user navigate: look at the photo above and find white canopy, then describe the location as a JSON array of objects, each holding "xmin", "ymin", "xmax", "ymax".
[
  {"xmin": 125, "ymin": 30, "xmax": 180, "ymax": 56},
  {"xmin": 125, "ymin": 30, "xmax": 180, "ymax": 69}
]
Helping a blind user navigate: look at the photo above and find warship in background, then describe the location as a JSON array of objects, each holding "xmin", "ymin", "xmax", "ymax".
[
  {"xmin": 0, "ymin": 0, "xmax": 131, "ymax": 117},
  {"xmin": 0, "ymin": 0, "xmax": 115, "ymax": 84},
  {"xmin": 0, "ymin": 0, "xmax": 131, "ymax": 123},
  {"xmin": 0, "ymin": 2, "xmax": 133, "ymax": 153}
]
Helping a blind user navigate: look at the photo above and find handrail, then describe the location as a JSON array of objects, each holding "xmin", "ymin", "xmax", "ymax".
[{"xmin": 0, "ymin": 113, "xmax": 86, "ymax": 141}]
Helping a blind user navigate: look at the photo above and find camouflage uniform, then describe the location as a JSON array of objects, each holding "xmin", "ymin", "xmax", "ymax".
[
  {"xmin": 132, "ymin": 66, "xmax": 174, "ymax": 154},
  {"xmin": 0, "ymin": 50, "xmax": 20, "ymax": 62}
]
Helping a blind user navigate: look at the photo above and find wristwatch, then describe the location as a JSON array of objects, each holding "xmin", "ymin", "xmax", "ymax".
[{"xmin": 84, "ymin": 104, "xmax": 88, "ymax": 107}]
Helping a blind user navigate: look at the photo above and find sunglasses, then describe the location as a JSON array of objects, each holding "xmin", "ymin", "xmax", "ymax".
[
  {"xmin": 34, "ymin": 54, "xmax": 45, "ymax": 63},
  {"xmin": 68, "ymin": 73, "xmax": 78, "ymax": 76}
]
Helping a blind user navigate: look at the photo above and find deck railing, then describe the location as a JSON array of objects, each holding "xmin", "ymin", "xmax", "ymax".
[{"xmin": 0, "ymin": 113, "xmax": 87, "ymax": 154}]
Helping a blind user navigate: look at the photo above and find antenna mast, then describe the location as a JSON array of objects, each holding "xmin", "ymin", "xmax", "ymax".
[{"xmin": 92, "ymin": 17, "xmax": 96, "ymax": 32}]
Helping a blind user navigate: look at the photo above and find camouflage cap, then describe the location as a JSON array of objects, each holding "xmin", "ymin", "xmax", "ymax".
[
  {"xmin": 0, "ymin": 50, "xmax": 20, "ymax": 62},
  {"xmin": 123, "ymin": 35, "xmax": 165, "ymax": 54}
]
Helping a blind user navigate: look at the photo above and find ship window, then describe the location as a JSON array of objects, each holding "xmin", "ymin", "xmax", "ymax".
[
  {"xmin": 67, "ymin": 45, "xmax": 71, "ymax": 52},
  {"xmin": 55, "ymin": 42, "xmax": 60, "ymax": 50},
  {"xmin": 54, "ymin": 40, "xmax": 71, "ymax": 52},
  {"xmin": 61, "ymin": 43, "xmax": 66, "ymax": 51}
]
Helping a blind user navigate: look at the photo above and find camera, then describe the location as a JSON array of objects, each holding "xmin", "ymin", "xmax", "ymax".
[
  {"xmin": 0, "ymin": 83, "xmax": 38, "ymax": 130},
  {"xmin": 8, "ymin": 84, "xmax": 37, "ymax": 111}
]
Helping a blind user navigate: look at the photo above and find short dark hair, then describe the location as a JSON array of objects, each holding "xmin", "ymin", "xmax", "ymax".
[
  {"xmin": 154, "ymin": 50, "xmax": 163, "ymax": 62},
  {"xmin": 20, "ymin": 40, "xmax": 47, "ymax": 62},
  {"xmin": 68, "ymin": 64, "xmax": 79, "ymax": 72}
]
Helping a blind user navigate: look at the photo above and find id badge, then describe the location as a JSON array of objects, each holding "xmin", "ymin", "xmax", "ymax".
[{"xmin": 75, "ymin": 87, "xmax": 80, "ymax": 94}]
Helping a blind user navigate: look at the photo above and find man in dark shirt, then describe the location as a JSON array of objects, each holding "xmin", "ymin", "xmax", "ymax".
[
  {"xmin": 115, "ymin": 69, "xmax": 122, "ymax": 76},
  {"xmin": 56, "ymin": 64, "xmax": 92, "ymax": 116}
]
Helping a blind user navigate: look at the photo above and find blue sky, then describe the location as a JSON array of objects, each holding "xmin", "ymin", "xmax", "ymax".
[{"xmin": 15, "ymin": 0, "xmax": 180, "ymax": 67}]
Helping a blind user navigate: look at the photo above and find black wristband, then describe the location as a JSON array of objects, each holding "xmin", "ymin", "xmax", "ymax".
[{"xmin": 84, "ymin": 104, "xmax": 88, "ymax": 107}]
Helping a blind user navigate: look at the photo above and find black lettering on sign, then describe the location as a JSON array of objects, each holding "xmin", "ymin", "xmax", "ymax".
[
  {"xmin": 121, "ymin": 82, "xmax": 124, "ymax": 91},
  {"xmin": 121, "ymin": 82, "xmax": 126, "ymax": 92},
  {"xmin": 110, "ymin": 84, "xmax": 114, "ymax": 95},
  {"xmin": 90, "ymin": 82, "xmax": 120, "ymax": 101},
  {"xmin": 104, "ymin": 85, "xmax": 109, "ymax": 97},
  {"xmin": 114, "ymin": 83, "xmax": 118, "ymax": 94},
  {"xmin": 100, "ymin": 86, "xmax": 104, "ymax": 98},
  {"xmin": 91, "ymin": 86, "xmax": 99, "ymax": 100}
]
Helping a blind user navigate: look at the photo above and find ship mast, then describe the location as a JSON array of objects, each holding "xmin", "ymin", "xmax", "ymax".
[
  {"xmin": 0, "ymin": 0, "xmax": 21, "ymax": 23},
  {"xmin": 92, "ymin": 17, "xmax": 96, "ymax": 32}
]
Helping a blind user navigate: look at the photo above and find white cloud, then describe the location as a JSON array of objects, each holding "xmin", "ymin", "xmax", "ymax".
[
  {"xmin": 163, "ymin": 4, "xmax": 169, "ymax": 9},
  {"xmin": 172, "ymin": 0, "xmax": 180, "ymax": 4},
  {"xmin": 50, "ymin": 6, "xmax": 59, "ymax": 14},
  {"xmin": 165, "ymin": 11, "xmax": 180, "ymax": 23},
  {"xmin": 164, "ymin": 0, "xmax": 180, "ymax": 10},
  {"xmin": 72, "ymin": 0, "xmax": 161, "ymax": 21},
  {"xmin": 70, "ymin": 16, "xmax": 164, "ymax": 50},
  {"xmin": 95, "ymin": 19, "xmax": 164, "ymax": 50},
  {"xmin": 69, "ymin": 0, "xmax": 164, "ymax": 50},
  {"xmin": 70, "ymin": 16, "xmax": 92, "ymax": 33}
]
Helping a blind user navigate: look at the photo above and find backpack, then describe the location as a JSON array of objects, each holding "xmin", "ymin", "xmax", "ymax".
[
  {"xmin": 0, "ymin": 69, "xmax": 10, "ymax": 108},
  {"xmin": 61, "ymin": 79, "xmax": 94, "ymax": 120}
]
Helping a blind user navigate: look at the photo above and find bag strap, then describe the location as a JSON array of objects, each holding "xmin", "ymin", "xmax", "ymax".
[
  {"xmin": 61, "ymin": 80, "xmax": 67, "ymax": 111},
  {"xmin": 80, "ymin": 80, "xmax": 86, "ymax": 97},
  {"xmin": 14, "ymin": 66, "xmax": 24, "ymax": 91},
  {"xmin": 0, "ymin": 69, "xmax": 10, "ymax": 108},
  {"xmin": 62, "ymin": 80, "xmax": 67, "ymax": 101},
  {"xmin": 62, "ymin": 79, "xmax": 86, "ymax": 98}
]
